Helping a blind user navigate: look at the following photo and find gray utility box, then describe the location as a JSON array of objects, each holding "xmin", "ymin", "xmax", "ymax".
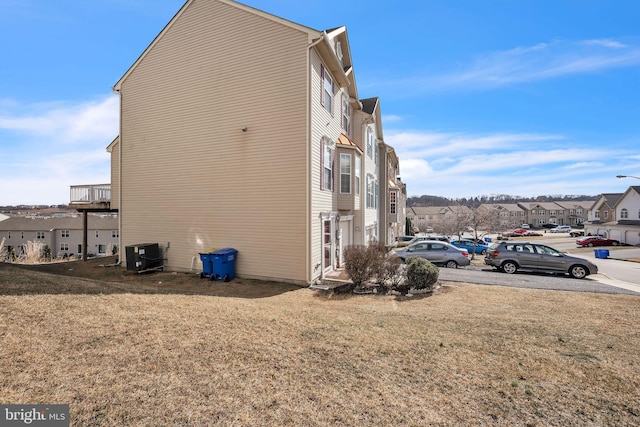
[{"xmin": 125, "ymin": 243, "xmax": 163, "ymax": 272}]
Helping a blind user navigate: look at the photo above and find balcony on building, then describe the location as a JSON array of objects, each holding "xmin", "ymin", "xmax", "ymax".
[{"xmin": 70, "ymin": 184, "xmax": 114, "ymax": 211}]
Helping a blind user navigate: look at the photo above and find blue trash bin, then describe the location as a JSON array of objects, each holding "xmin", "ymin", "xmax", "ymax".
[
  {"xmin": 594, "ymin": 249, "xmax": 609, "ymax": 259},
  {"xmin": 199, "ymin": 253, "xmax": 214, "ymax": 278},
  {"xmin": 210, "ymin": 248, "xmax": 237, "ymax": 282}
]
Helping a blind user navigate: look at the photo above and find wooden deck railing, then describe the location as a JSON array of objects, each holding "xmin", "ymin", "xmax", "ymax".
[{"xmin": 70, "ymin": 184, "xmax": 111, "ymax": 205}]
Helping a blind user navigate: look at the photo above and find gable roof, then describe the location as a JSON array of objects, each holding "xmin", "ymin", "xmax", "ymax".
[
  {"xmin": 0, "ymin": 216, "xmax": 118, "ymax": 232},
  {"xmin": 617, "ymin": 186, "xmax": 640, "ymax": 207},
  {"xmin": 113, "ymin": 0, "xmax": 322, "ymax": 91}
]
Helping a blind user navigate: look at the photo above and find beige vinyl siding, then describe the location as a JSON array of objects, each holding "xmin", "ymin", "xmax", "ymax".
[
  {"xmin": 119, "ymin": 1, "xmax": 310, "ymax": 283},
  {"xmin": 108, "ymin": 139, "xmax": 119, "ymax": 210},
  {"xmin": 309, "ymin": 49, "xmax": 346, "ymax": 276}
]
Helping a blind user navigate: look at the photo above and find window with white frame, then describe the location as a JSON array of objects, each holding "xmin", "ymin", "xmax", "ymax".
[
  {"xmin": 342, "ymin": 96, "xmax": 350, "ymax": 134},
  {"xmin": 321, "ymin": 139, "xmax": 334, "ymax": 191},
  {"xmin": 603, "ymin": 211, "xmax": 608, "ymax": 219},
  {"xmin": 366, "ymin": 175, "xmax": 376, "ymax": 208},
  {"xmin": 7, "ymin": 232, "xmax": 10, "ymax": 239},
  {"xmin": 340, "ymin": 153, "xmax": 351, "ymax": 194},
  {"xmin": 98, "ymin": 244, "xmax": 106, "ymax": 254},
  {"xmin": 21, "ymin": 232, "xmax": 24, "ymax": 239},
  {"xmin": 95, "ymin": 230, "xmax": 99, "ymax": 238},
  {"xmin": 595, "ymin": 210, "xmax": 600, "ymax": 218},
  {"xmin": 60, "ymin": 243, "xmax": 69, "ymax": 251},
  {"xmin": 321, "ymin": 65, "xmax": 333, "ymax": 113},
  {"xmin": 390, "ymin": 191, "xmax": 397, "ymax": 215},
  {"xmin": 355, "ymin": 156, "xmax": 361, "ymax": 195},
  {"xmin": 112, "ymin": 230, "xmax": 119, "ymax": 238},
  {"xmin": 366, "ymin": 127, "xmax": 373, "ymax": 158},
  {"xmin": 61, "ymin": 230, "xmax": 70, "ymax": 238},
  {"xmin": 373, "ymin": 140, "xmax": 379, "ymax": 165},
  {"xmin": 621, "ymin": 208, "xmax": 628, "ymax": 219},
  {"xmin": 36, "ymin": 232, "xmax": 45, "ymax": 240}
]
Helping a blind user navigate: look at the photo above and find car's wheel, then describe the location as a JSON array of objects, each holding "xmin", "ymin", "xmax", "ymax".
[
  {"xmin": 480, "ymin": 249, "xmax": 487, "ymax": 255},
  {"xmin": 569, "ymin": 265, "xmax": 588, "ymax": 279},
  {"xmin": 587, "ymin": 243, "xmax": 594, "ymax": 247},
  {"xmin": 611, "ymin": 241, "xmax": 619, "ymax": 246},
  {"xmin": 445, "ymin": 260, "xmax": 458, "ymax": 269},
  {"xmin": 502, "ymin": 261, "xmax": 518, "ymax": 274}
]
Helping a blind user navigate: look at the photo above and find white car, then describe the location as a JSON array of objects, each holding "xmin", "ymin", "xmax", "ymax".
[{"xmin": 550, "ymin": 225, "xmax": 571, "ymax": 233}]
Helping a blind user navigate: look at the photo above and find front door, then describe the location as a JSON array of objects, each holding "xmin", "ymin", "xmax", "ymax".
[{"xmin": 323, "ymin": 219, "xmax": 333, "ymax": 272}]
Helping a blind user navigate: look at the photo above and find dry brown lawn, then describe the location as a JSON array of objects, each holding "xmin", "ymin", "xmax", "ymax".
[{"xmin": 1, "ymin": 258, "xmax": 639, "ymax": 426}]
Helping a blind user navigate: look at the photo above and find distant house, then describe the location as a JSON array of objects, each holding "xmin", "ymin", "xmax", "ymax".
[
  {"xmin": 408, "ymin": 206, "xmax": 473, "ymax": 233},
  {"xmin": 106, "ymin": 0, "xmax": 403, "ymax": 285},
  {"xmin": 478, "ymin": 203, "xmax": 526, "ymax": 228},
  {"xmin": 587, "ymin": 193, "xmax": 623, "ymax": 223},
  {"xmin": 586, "ymin": 186, "xmax": 640, "ymax": 245},
  {"xmin": 0, "ymin": 216, "xmax": 119, "ymax": 258}
]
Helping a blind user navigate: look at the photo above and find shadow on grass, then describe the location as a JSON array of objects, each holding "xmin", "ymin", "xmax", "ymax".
[{"xmin": 0, "ymin": 257, "xmax": 301, "ymax": 299}]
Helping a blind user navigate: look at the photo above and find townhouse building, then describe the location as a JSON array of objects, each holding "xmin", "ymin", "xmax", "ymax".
[
  {"xmin": 407, "ymin": 205, "xmax": 473, "ymax": 234},
  {"xmin": 585, "ymin": 186, "xmax": 640, "ymax": 245},
  {"xmin": 0, "ymin": 216, "xmax": 119, "ymax": 258},
  {"xmin": 587, "ymin": 193, "xmax": 623, "ymax": 223},
  {"xmin": 96, "ymin": 0, "xmax": 403, "ymax": 285},
  {"xmin": 478, "ymin": 203, "xmax": 526, "ymax": 228}
]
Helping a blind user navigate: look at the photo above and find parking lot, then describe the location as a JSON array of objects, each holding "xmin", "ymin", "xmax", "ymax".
[{"xmin": 439, "ymin": 233, "xmax": 640, "ymax": 295}]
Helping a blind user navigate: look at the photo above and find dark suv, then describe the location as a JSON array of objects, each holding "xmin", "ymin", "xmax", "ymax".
[{"xmin": 484, "ymin": 242, "xmax": 598, "ymax": 279}]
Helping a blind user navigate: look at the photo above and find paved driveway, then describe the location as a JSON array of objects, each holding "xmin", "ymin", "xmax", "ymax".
[{"xmin": 438, "ymin": 264, "xmax": 640, "ymax": 296}]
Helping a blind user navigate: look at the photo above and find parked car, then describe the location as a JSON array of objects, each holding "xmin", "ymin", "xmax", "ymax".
[
  {"xmin": 522, "ymin": 230, "xmax": 543, "ymax": 237},
  {"xmin": 394, "ymin": 241, "xmax": 470, "ymax": 268},
  {"xmin": 395, "ymin": 235, "xmax": 416, "ymax": 248},
  {"xmin": 569, "ymin": 230, "xmax": 585, "ymax": 237},
  {"xmin": 484, "ymin": 241, "xmax": 598, "ymax": 279},
  {"xmin": 541, "ymin": 223, "xmax": 559, "ymax": 229},
  {"xmin": 451, "ymin": 239, "xmax": 490, "ymax": 255},
  {"xmin": 520, "ymin": 224, "xmax": 530, "ymax": 229},
  {"xmin": 576, "ymin": 236, "xmax": 621, "ymax": 247},
  {"xmin": 501, "ymin": 229, "xmax": 528, "ymax": 237},
  {"xmin": 550, "ymin": 225, "xmax": 572, "ymax": 233}
]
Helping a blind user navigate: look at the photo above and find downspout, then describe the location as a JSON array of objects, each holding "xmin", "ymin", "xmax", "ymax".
[
  {"xmin": 307, "ymin": 33, "xmax": 326, "ymax": 284},
  {"xmin": 113, "ymin": 87, "xmax": 123, "ymax": 266}
]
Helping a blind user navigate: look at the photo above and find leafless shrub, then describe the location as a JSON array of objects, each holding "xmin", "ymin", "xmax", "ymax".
[
  {"xmin": 19, "ymin": 240, "xmax": 45, "ymax": 264},
  {"xmin": 375, "ymin": 254, "xmax": 405, "ymax": 294}
]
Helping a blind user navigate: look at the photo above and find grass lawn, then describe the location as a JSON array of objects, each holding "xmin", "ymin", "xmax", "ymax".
[{"xmin": 1, "ymin": 258, "xmax": 639, "ymax": 426}]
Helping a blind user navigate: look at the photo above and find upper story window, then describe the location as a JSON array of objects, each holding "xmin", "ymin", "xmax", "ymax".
[
  {"xmin": 366, "ymin": 175, "xmax": 377, "ymax": 209},
  {"xmin": 621, "ymin": 208, "xmax": 629, "ymax": 219},
  {"xmin": 95, "ymin": 230, "xmax": 100, "ymax": 238},
  {"xmin": 321, "ymin": 138, "xmax": 334, "ymax": 191},
  {"xmin": 366, "ymin": 127, "xmax": 373, "ymax": 158},
  {"xmin": 539, "ymin": 210, "xmax": 545, "ymax": 216},
  {"xmin": 7, "ymin": 232, "xmax": 10, "ymax": 239},
  {"xmin": 112, "ymin": 230, "xmax": 119, "ymax": 238},
  {"xmin": 390, "ymin": 191, "xmax": 397, "ymax": 215},
  {"xmin": 355, "ymin": 156, "xmax": 361, "ymax": 196},
  {"xmin": 36, "ymin": 232, "xmax": 45, "ymax": 240},
  {"xmin": 340, "ymin": 153, "xmax": 351, "ymax": 194},
  {"xmin": 603, "ymin": 211, "xmax": 608, "ymax": 219},
  {"xmin": 595, "ymin": 210, "xmax": 600, "ymax": 218},
  {"xmin": 61, "ymin": 230, "xmax": 70, "ymax": 238},
  {"xmin": 320, "ymin": 65, "xmax": 334, "ymax": 113},
  {"xmin": 341, "ymin": 96, "xmax": 350, "ymax": 134}
]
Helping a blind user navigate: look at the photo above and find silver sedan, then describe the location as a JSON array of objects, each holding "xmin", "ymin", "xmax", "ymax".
[{"xmin": 394, "ymin": 240, "xmax": 471, "ymax": 268}]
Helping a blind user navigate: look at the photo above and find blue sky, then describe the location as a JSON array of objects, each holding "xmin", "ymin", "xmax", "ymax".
[{"xmin": 1, "ymin": 0, "xmax": 639, "ymax": 205}]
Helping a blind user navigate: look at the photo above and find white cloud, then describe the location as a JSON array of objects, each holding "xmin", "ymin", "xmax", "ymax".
[
  {"xmin": 385, "ymin": 38, "xmax": 640, "ymax": 93},
  {"xmin": 0, "ymin": 95, "xmax": 117, "ymax": 205},
  {"xmin": 389, "ymin": 129, "xmax": 634, "ymax": 198},
  {"xmin": 0, "ymin": 96, "xmax": 118, "ymax": 144}
]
